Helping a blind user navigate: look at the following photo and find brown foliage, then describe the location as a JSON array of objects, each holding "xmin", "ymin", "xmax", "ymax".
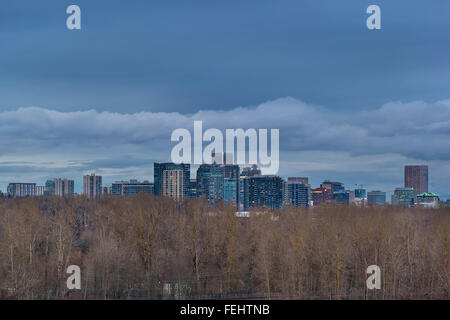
[{"xmin": 0, "ymin": 195, "xmax": 448, "ymax": 300}]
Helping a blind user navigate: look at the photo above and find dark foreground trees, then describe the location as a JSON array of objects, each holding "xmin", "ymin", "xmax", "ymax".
[{"xmin": 0, "ymin": 195, "xmax": 448, "ymax": 300}]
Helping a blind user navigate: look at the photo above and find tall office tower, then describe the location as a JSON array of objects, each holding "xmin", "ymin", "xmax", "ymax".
[
  {"xmin": 83, "ymin": 173, "xmax": 102, "ymax": 199},
  {"xmin": 321, "ymin": 180, "xmax": 345, "ymax": 193},
  {"xmin": 223, "ymin": 178, "xmax": 238, "ymax": 206},
  {"xmin": 287, "ymin": 178, "xmax": 310, "ymax": 207},
  {"xmin": 196, "ymin": 164, "xmax": 224, "ymax": 205},
  {"xmin": 45, "ymin": 179, "xmax": 56, "ymax": 196},
  {"xmin": 154, "ymin": 163, "xmax": 190, "ymax": 198},
  {"xmin": 391, "ymin": 187, "xmax": 415, "ymax": 206},
  {"xmin": 222, "ymin": 164, "xmax": 240, "ymax": 205},
  {"xmin": 111, "ymin": 180, "xmax": 154, "ymax": 196},
  {"xmin": 367, "ymin": 191, "xmax": 386, "ymax": 205},
  {"xmin": 248, "ymin": 175, "xmax": 284, "ymax": 210},
  {"xmin": 239, "ymin": 176, "xmax": 250, "ymax": 212},
  {"xmin": 404, "ymin": 165, "xmax": 428, "ymax": 196},
  {"xmin": 55, "ymin": 178, "xmax": 75, "ymax": 197},
  {"xmin": 162, "ymin": 169, "xmax": 185, "ymax": 200},
  {"xmin": 7, "ymin": 183, "xmax": 37, "ymax": 197}
]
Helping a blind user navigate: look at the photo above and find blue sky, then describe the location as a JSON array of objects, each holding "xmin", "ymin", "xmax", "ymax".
[{"xmin": 0, "ymin": 1, "xmax": 449, "ymax": 199}]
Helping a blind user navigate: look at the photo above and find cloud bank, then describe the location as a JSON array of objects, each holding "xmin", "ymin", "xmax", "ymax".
[{"xmin": 0, "ymin": 97, "xmax": 449, "ymax": 197}]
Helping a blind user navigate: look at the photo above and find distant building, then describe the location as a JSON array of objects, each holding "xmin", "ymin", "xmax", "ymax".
[
  {"xmin": 352, "ymin": 188, "xmax": 367, "ymax": 205},
  {"xmin": 154, "ymin": 163, "xmax": 190, "ymax": 198},
  {"xmin": 333, "ymin": 190, "xmax": 353, "ymax": 205},
  {"xmin": 321, "ymin": 180, "xmax": 344, "ymax": 193},
  {"xmin": 112, "ymin": 180, "xmax": 153, "ymax": 196},
  {"xmin": 416, "ymin": 192, "xmax": 440, "ymax": 208},
  {"xmin": 83, "ymin": 173, "xmax": 102, "ymax": 199},
  {"xmin": 239, "ymin": 176, "xmax": 250, "ymax": 212},
  {"xmin": 7, "ymin": 183, "xmax": 37, "ymax": 197},
  {"xmin": 222, "ymin": 164, "xmax": 240, "ymax": 179},
  {"xmin": 55, "ymin": 178, "xmax": 75, "ymax": 197},
  {"xmin": 162, "ymin": 169, "xmax": 185, "ymax": 200},
  {"xmin": 223, "ymin": 178, "xmax": 238, "ymax": 206},
  {"xmin": 197, "ymin": 164, "xmax": 224, "ymax": 205},
  {"xmin": 287, "ymin": 177, "xmax": 309, "ymax": 207},
  {"xmin": 405, "ymin": 165, "xmax": 428, "ymax": 196},
  {"xmin": 367, "ymin": 191, "xmax": 386, "ymax": 205},
  {"xmin": 222, "ymin": 164, "xmax": 240, "ymax": 205},
  {"xmin": 36, "ymin": 186, "xmax": 45, "ymax": 196},
  {"xmin": 311, "ymin": 187, "xmax": 333, "ymax": 206},
  {"xmin": 188, "ymin": 179, "xmax": 199, "ymax": 198},
  {"xmin": 354, "ymin": 189, "xmax": 367, "ymax": 199},
  {"xmin": 248, "ymin": 176, "xmax": 283, "ymax": 210},
  {"xmin": 102, "ymin": 186, "xmax": 112, "ymax": 195},
  {"xmin": 45, "ymin": 179, "xmax": 56, "ymax": 196},
  {"xmin": 241, "ymin": 165, "xmax": 261, "ymax": 177},
  {"xmin": 391, "ymin": 188, "xmax": 415, "ymax": 206}
]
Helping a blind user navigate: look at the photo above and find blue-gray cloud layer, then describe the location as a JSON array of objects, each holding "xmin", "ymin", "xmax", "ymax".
[{"xmin": 0, "ymin": 98, "xmax": 449, "ymax": 199}]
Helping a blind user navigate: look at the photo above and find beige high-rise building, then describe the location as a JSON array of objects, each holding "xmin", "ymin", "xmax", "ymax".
[
  {"xmin": 83, "ymin": 173, "xmax": 102, "ymax": 199},
  {"xmin": 162, "ymin": 169, "xmax": 184, "ymax": 200}
]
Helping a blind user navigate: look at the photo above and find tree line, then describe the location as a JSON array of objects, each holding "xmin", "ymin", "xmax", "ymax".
[{"xmin": 0, "ymin": 194, "xmax": 448, "ymax": 299}]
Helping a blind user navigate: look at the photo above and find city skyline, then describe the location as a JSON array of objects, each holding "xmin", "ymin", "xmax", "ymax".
[{"xmin": 2, "ymin": 163, "xmax": 447, "ymax": 205}]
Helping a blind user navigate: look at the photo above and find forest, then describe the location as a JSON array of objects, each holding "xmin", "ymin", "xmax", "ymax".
[{"xmin": 0, "ymin": 194, "xmax": 448, "ymax": 300}]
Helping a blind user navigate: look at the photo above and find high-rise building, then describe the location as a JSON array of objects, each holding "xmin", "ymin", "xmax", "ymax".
[
  {"xmin": 367, "ymin": 191, "xmax": 386, "ymax": 205},
  {"xmin": 222, "ymin": 164, "xmax": 240, "ymax": 205},
  {"xmin": 83, "ymin": 173, "xmax": 102, "ymax": 199},
  {"xmin": 239, "ymin": 176, "xmax": 250, "ymax": 212},
  {"xmin": 196, "ymin": 164, "xmax": 224, "ymax": 205},
  {"xmin": 55, "ymin": 178, "xmax": 75, "ymax": 197},
  {"xmin": 162, "ymin": 169, "xmax": 185, "ymax": 200},
  {"xmin": 404, "ymin": 165, "xmax": 428, "ymax": 196},
  {"xmin": 248, "ymin": 175, "xmax": 283, "ymax": 210},
  {"xmin": 154, "ymin": 163, "xmax": 190, "ymax": 198},
  {"xmin": 45, "ymin": 179, "xmax": 56, "ymax": 196},
  {"xmin": 223, "ymin": 178, "xmax": 238, "ymax": 206},
  {"xmin": 111, "ymin": 180, "xmax": 154, "ymax": 196},
  {"xmin": 7, "ymin": 183, "xmax": 37, "ymax": 197},
  {"xmin": 287, "ymin": 177, "xmax": 310, "ymax": 207},
  {"xmin": 391, "ymin": 188, "xmax": 415, "ymax": 206}
]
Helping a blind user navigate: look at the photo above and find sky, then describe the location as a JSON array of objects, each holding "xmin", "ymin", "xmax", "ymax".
[{"xmin": 0, "ymin": 0, "xmax": 449, "ymax": 199}]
